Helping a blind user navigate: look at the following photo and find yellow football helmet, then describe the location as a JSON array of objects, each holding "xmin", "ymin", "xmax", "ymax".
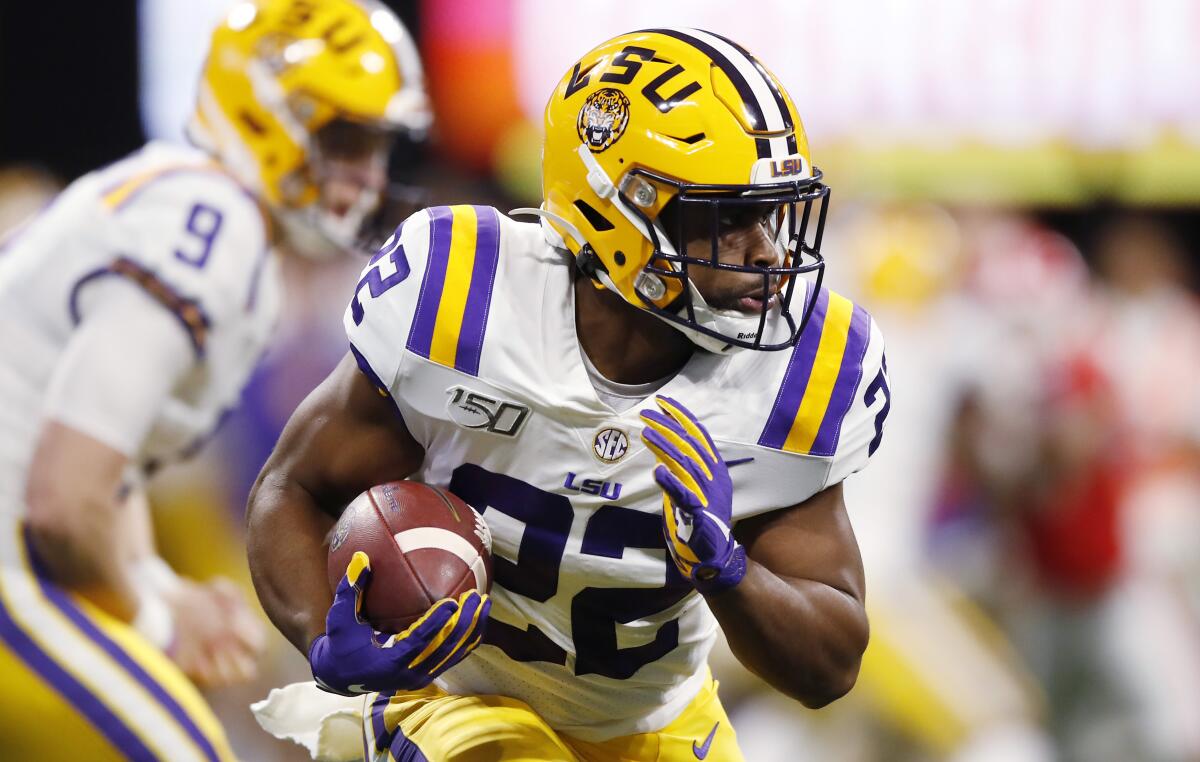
[
  {"xmin": 537, "ymin": 28, "xmax": 828, "ymax": 352},
  {"xmin": 188, "ymin": 0, "xmax": 430, "ymax": 256}
]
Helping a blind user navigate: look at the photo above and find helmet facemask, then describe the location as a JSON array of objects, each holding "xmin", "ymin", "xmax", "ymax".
[
  {"xmin": 620, "ymin": 169, "xmax": 829, "ymax": 352},
  {"xmin": 192, "ymin": 0, "xmax": 431, "ymax": 261},
  {"xmin": 540, "ymin": 28, "xmax": 831, "ymax": 353},
  {"xmin": 278, "ymin": 117, "xmax": 414, "ymax": 260}
]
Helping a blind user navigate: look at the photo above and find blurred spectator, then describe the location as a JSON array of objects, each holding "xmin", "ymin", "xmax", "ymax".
[
  {"xmin": 1090, "ymin": 215, "xmax": 1200, "ymax": 762},
  {"xmin": 935, "ymin": 212, "xmax": 1200, "ymax": 762}
]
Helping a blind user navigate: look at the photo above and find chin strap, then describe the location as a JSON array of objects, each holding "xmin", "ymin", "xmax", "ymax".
[
  {"xmin": 509, "ymin": 205, "xmax": 611, "ymax": 280},
  {"xmin": 576, "ymin": 145, "xmax": 664, "ymax": 249},
  {"xmin": 509, "ymin": 206, "xmax": 586, "ymax": 250},
  {"xmin": 517, "ymin": 151, "xmax": 750, "ymax": 355}
]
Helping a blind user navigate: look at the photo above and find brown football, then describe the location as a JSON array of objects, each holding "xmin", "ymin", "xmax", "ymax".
[{"xmin": 326, "ymin": 481, "xmax": 492, "ymax": 634}]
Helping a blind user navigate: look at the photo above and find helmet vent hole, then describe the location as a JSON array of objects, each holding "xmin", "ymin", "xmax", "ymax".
[
  {"xmin": 573, "ymin": 199, "xmax": 615, "ymax": 232},
  {"xmin": 239, "ymin": 110, "xmax": 268, "ymax": 136},
  {"xmin": 614, "ymin": 251, "xmax": 626, "ymax": 266}
]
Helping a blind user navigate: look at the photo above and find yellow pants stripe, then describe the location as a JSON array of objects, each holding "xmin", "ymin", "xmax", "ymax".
[
  {"xmin": 366, "ymin": 672, "xmax": 743, "ymax": 761},
  {"xmin": 0, "ymin": 523, "xmax": 233, "ymax": 760}
]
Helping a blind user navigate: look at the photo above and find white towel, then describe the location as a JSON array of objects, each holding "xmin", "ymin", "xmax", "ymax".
[{"xmin": 250, "ymin": 681, "xmax": 367, "ymax": 762}]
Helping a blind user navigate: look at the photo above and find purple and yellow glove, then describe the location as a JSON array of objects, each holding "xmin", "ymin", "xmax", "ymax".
[
  {"xmin": 309, "ymin": 551, "xmax": 490, "ymax": 696},
  {"xmin": 639, "ymin": 396, "xmax": 746, "ymax": 594}
]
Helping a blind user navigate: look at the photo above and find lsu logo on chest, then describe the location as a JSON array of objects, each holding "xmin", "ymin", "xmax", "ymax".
[
  {"xmin": 560, "ymin": 426, "xmax": 632, "ymax": 501},
  {"xmin": 563, "ymin": 472, "xmax": 623, "ymax": 501}
]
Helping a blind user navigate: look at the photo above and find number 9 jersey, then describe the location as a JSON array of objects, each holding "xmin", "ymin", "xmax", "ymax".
[
  {"xmin": 0, "ymin": 141, "xmax": 281, "ymax": 512},
  {"xmin": 346, "ymin": 205, "xmax": 889, "ymax": 741}
]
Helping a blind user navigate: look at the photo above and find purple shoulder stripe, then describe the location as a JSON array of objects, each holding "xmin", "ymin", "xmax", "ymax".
[
  {"xmin": 67, "ymin": 257, "xmax": 212, "ymax": 359},
  {"xmin": 809, "ymin": 304, "xmax": 872, "ymax": 457},
  {"xmin": 404, "ymin": 206, "xmax": 503, "ymax": 377},
  {"xmin": 405, "ymin": 207, "xmax": 455, "ymax": 360},
  {"xmin": 454, "ymin": 206, "xmax": 501, "ymax": 376},
  {"xmin": 758, "ymin": 285, "xmax": 831, "ymax": 449}
]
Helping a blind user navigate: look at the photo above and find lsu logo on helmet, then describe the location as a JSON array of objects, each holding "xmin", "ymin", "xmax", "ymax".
[
  {"xmin": 541, "ymin": 28, "xmax": 830, "ymax": 354},
  {"xmin": 577, "ymin": 88, "xmax": 631, "ymax": 153}
]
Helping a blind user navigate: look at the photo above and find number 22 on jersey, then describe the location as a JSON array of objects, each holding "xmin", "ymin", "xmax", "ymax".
[{"xmin": 450, "ymin": 464, "xmax": 691, "ymax": 681}]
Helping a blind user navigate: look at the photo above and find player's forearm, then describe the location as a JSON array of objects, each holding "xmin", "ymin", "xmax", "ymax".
[
  {"xmin": 24, "ymin": 421, "xmax": 141, "ymax": 620},
  {"xmin": 26, "ymin": 485, "xmax": 140, "ymax": 620},
  {"xmin": 246, "ymin": 471, "xmax": 337, "ymax": 654},
  {"xmin": 707, "ymin": 557, "xmax": 869, "ymax": 708}
]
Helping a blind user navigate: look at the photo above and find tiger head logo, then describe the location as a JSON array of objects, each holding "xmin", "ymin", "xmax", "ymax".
[{"xmin": 577, "ymin": 88, "xmax": 631, "ymax": 153}]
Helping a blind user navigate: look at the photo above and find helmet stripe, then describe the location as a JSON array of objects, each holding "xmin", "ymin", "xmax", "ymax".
[
  {"xmin": 681, "ymin": 28, "xmax": 793, "ymax": 159},
  {"xmin": 641, "ymin": 28, "xmax": 773, "ymax": 159},
  {"xmin": 706, "ymin": 31, "xmax": 798, "ymax": 156}
]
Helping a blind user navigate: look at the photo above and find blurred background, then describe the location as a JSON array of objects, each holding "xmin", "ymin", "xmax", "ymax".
[{"xmin": 2, "ymin": 1, "xmax": 1199, "ymax": 760}]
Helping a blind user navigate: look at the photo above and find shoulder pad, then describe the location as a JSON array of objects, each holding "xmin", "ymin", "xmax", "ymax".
[
  {"xmin": 87, "ymin": 166, "xmax": 270, "ymax": 352},
  {"xmin": 757, "ymin": 286, "xmax": 876, "ymax": 457},
  {"xmin": 346, "ymin": 204, "xmax": 503, "ymax": 390},
  {"xmin": 403, "ymin": 205, "xmax": 502, "ymax": 376}
]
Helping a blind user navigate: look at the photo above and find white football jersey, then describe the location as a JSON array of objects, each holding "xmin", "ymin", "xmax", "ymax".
[
  {"xmin": 0, "ymin": 141, "xmax": 281, "ymax": 515},
  {"xmin": 346, "ymin": 205, "xmax": 888, "ymax": 741}
]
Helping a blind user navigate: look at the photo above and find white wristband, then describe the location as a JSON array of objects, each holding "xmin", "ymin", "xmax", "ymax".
[
  {"xmin": 131, "ymin": 556, "xmax": 179, "ymax": 650},
  {"xmin": 131, "ymin": 590, "xmax": 175, "ymax": 650},
  {"xmin": 138, "ymin": 555, "xmax": 181, "ymax": 595}
]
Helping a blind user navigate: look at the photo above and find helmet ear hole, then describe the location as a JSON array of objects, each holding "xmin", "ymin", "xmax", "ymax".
[
  {"xmin": 239, "ymin": 110, "xmax": 269, "ymax": 136},
  {"xmin": 573, "ymin": 199, "xmax": 615, "ymax": 232},
  {"xmin": 656, "ymin": 197, "xmax": 687, "ymax": 252},
  {"xmin": 614, "ymin": 251, "xmax": 626, "ymax": 266}
]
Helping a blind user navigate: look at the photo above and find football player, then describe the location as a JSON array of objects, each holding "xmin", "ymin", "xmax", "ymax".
[
  {"xmin": 248, "ymin": 29, "xmax": 889, "ymax": 761},
  {"xmin": 0, "ymin": 1, "xmax": 429, "ymax": 759}
]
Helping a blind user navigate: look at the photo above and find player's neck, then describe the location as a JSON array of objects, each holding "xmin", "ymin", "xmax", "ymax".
[{"xmin": 574, "ymin": 277, "xmax": 693, "ymax": 385}]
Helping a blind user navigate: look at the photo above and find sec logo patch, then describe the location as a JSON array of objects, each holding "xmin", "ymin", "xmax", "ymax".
[{"xmin": 593, "ymin": 428, "xmax": 629, "ymax": 463}]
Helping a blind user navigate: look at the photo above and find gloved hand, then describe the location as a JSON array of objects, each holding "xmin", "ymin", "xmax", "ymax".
[
  {"xmin": 309, "ymin": 551, "xmax": 489, "ymax": 696},
  {"xmin": 640, "ymin": 395, "xmax": 746, "ymax": 594}
]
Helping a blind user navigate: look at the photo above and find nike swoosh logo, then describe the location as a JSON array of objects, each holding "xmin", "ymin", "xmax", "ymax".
[
  {"xmin": 693, "ymin": 721, "xmax": 719, "ymax": 759},
  {"xmin": 725, "ymin": 457, "xmax": 755, "ymax": 468}
]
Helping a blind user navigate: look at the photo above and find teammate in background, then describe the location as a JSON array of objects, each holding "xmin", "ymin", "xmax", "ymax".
[
  {"xmin": 249, "ymin": 29, "xmax": 890, "ymax": 761},
  {"xmin": 0, "ymin": 1, "xmax": 429, "ymax": 759}
]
